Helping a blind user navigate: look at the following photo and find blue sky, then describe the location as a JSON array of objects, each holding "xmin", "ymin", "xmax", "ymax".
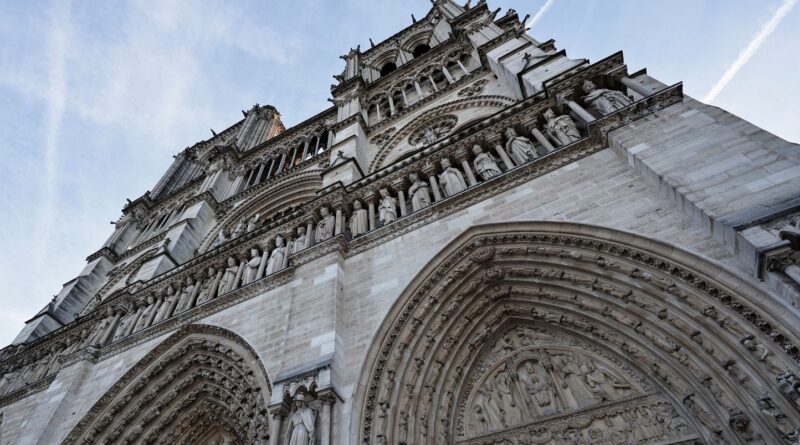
[{"xmin": 0, "ymin": 0, "xmax": 798, "ymax": 347}]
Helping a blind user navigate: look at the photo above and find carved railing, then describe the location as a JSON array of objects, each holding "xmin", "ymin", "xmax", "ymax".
[{"xmin": 0, "ymin": 68, "xmax": 688, "ymax": 407}]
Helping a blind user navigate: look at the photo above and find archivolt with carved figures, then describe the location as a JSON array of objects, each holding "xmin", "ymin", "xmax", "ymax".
[
  {"xmin": 62, "ymin": 324, "xmax": 272, "ymax": 445},
  {"xmin": 354, "ymin": 222, "xmax": 800, "ymax": 444}
]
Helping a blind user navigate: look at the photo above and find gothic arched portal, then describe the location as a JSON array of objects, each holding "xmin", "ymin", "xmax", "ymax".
[
  {"xmin": 354, "ymin": 222, "xmax": 800, "ymax": 445},
  {"xmin": 62, "ymin": 324, "xmax": 272, "ymax": 445}
]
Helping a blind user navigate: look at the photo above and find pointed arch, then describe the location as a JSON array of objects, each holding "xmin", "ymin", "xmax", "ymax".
[
  {"xmin": 353, "ymin": 221, "xmax": 800, "ymax": 444},
  {"xmin": 63, "ymin": 324, "xmax": 272, "ymax": 445}
]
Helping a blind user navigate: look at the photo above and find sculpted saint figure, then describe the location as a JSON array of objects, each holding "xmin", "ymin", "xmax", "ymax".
[
  {"xmin": 350, "ymin": 200, "xmax": 369, "ymax": 237},
  {"xmin": 196, "ymin": 267, "xmax": 218, "ymax": 305},
  {"xmin": 212, "ymin": 228, "xmax": 230, "ymax": 248},
  {"xmin": 284, "ymin": 393, "xmax": 316, "ymax": 445},
  {"xmin": 112, "ymin": 311, "xmax": 135, "ymax": 342},
  {"xmin": 408, "ymin": 173, "xmax": 432, "ymax": 212},
  {"xmin": 266, "ymin": 236, "xmax": 286, "ymax": 275},
  {"xmin": 378, "ymin": 188, "xmax": 397, "ymax": 225},
  {"xmin": 242, "ymin": 248, "xmax": 261, "ymax": 285},
  {"xmin": 218, "ymin": 257, "xmax": 239, "ymax": 295},
  {"xmin": 439, "ymin": 158, "xmax": 467, "ymax": 197},
  {"xmin": 423, "ymin": 128, "xmax": 438, "ymax": 146},
  {"xmin": 231, "ymin": 218, "xmax": 247, "ymax": 238},
  {"xmin": 581, "ymin": 79, "xmax": 632, "ymax": 116},
  {"xmin": 292, "ymin": 227, "xmax": 307, "ymax": 254},
  {"xmin": 133, "ymin": 295, "xmax": 157, "ymax": 332},
  {"xmin": 543, "ymin": 109, "xmax": 581, "ymax": 146},
  {"xmin": 174, "ymin": 276, "xmax": 196, "ymax": 314},
  {"xmin": 315, "ymin": 207, "xmax": 335, "ymax": 243},
  {"xmin": 472, "ymin": 145, "xmax": 501, "ymax": 180},
  {"xmin": 155, "ymin": 285, "xmax": 177, "ymax": 322},
  {"xmin": 559, "ymin": 355, "xmax": 596, "ymax": 408},
  {"xmin": 504, "ymin": 128, "xmax": 538, "ymax": 165},
  {"xmin": 245, "ymin": 213, "xmax": 260, "ymax": 233},
  {"xmin": 520, "ymin": 362, "xmax": 555, "ymax": 415}
]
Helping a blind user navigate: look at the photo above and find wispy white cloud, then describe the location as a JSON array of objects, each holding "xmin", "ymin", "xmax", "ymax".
[
  {"xmin": 704, "ymin": 0, "xmax": 798, "ymax": 103},
  {"xmin": 529, "ymin": 0, "xmax": 557, "ymax": 28},
  {"xmin": 34, "ymin": 0, "xmax": 71, "ymax": 272}
]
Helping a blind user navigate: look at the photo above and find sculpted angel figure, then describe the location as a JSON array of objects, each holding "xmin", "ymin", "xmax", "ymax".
[
  {"xmin": 245, "ymin": 213, "xmax": 260, "ymax": 232},
  {"xmin": 231, "ymin": 217, "xmax": 247, "ymax": 238},
  {"xmin": 581, "ymin": 79, "xmax": 633, "ymax": 116}
]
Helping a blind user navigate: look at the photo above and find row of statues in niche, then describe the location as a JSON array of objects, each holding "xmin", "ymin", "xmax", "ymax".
[
  {"xmin": 209, "ymin": 108, "xmax": 589, "ymax": 249},
  {"xmin": 89, "ymin": 236, "xmax": 293, "ymax": 347}
]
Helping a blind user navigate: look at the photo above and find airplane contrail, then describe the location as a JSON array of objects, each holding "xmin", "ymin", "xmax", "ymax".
[
  {"xmin": 529, "ymin": 0, "xmax": 557, "ymax": 28},
  {"xmin": 703, "ymin": 0, "xmax": 797, "ymax": 103}
]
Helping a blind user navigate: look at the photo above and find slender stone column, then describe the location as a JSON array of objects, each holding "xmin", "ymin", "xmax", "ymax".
[
  {"xmin": 145, "ymin": 297, "xmax": 162, "ymax": 327},
  {"xmin": 442, "ymin": 66, "xmax": 455, "ymax": 83},
  {"xmin": 232, "ymin": 261, "xmax": 246, "ymax": 291},
  {"xmin": 254, "ymin": 163, "xmax": 266, "ymax": 185},
  {"xmin": 621, "ymin": 76, "xmax": 653, "ymax": 97},
  {"xmin": 530, "ymin": 128, "xmax": 556, "ymax": 153},
  {"xmin": 387, "ymin": 95, "xmax": 396, "ymax": 115},
  {"xmin": 414, "ymin": 81, "xmax": 424, "ymax": 97},
  {"xmin": 98, "ymin": 310, "xmax": 123, "ymax": 346},
  {"xmin": 367, "ymin": 198, "xmax": 377, "ymax": 231},
  {"xmin": 455, "ymin": 149, "xmax": 478, "ymax": 187},
  {"xmin": 422, "ymin": 164, "xmax": 442, "ymax": 202},
  {"xmin": 428, "ymin": 76, "xmax": 438, "ymax": 92},
  {"xmin": 456, "ymin": 59, "xmax": 468, "ymax": 75},
  {"xmin": 301, "ymin": 140, "xmax": 310, "ymax": 161},
  {"xmin": 277, "ymin": 152, "xmax": 287, "ymax": 174},
  {"xmin": 281, "ymin": 237, "xmax": 292, "ymax": 269},
  {"xmin": 400, "ymin": 89, "xmax": 409, "ymax": 106},
  {"xmin": 269, "ymin": 413, "xmax": 282, "ymax": 445},
  {"xmin": 124, "ymin": 308, "xmax": 142, "ymax": 336},
  {"xmin": 256, "ymin": 247, "xmax": 270, "ymax": 280},
  {"xmin": 334, "ymin": 207, "xmax": 344, "ymax": 236},
  {"xmin": 493, "ymin": 144, "xmax": 515, "ymax": 171},
  {"xmin": 567, "ymin": 100, "xmax": 595, "ymax": 124},
  {"xmin": 305, "ymin": 219, "xmax": 315, "ymax": 249},
  {"xmin": 320, "ymin": 398, "xmax": 333, "ymax": 445}
]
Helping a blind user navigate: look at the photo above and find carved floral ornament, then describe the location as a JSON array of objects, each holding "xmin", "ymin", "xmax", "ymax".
[
  {"xmin": 62, "ymin": 324, "xmax": 272, "ymax": 445},
  {"xmin": 355, "ymin": 222, "xmax": 800, "ymax": 445}
]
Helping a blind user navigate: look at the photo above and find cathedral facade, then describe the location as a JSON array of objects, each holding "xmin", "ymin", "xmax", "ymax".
[{"xmin": 3, "ymin": 1, "xmax": 800, "ymax": 444}]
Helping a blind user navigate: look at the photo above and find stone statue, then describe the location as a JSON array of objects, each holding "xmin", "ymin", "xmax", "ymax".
[
  {"xmin": 350, "ymin": 200, "xmax": 369, "ymax": 237},
  {"xmin": 155, "ymin": 285, "xmax": 177, "ymax": 321},
  {"xmin": 231, "ymin": 218, "xmax": 247, "ymax": 238},
  {"xmin": 196, "ymin": 267, "xmax": 217, "ymax": 305},
  {"xmin": 504, "ymin": 128, "xmax": 537, "ymax": 165},
  {"xmin": 212, "ymin": 228, "xmax": 230, "ymax": 248},
  {"xmin": 246, "ymin": 213, "xmax": 260, "ymax": 233},
  {"xmin": 174, "ymin": 277, "xmax": 196, "ymax": 314},
  {"xmin": 519, "ymin": 362, "xmax": 555, "ymax": 415},
  {"xmin": 378, "ymin": 188, "xmax": 397, "ymax": 225},
  {"xmin": 218, "ymin": 257, "xmax": 239, "ymax": 295},
  {"xmin": 292, "ymin": 227, "xmax": 307, "ymax": 254},
  {"xmin": 266, "ymin": 236, "xmax": 286, "ymax": 275},
  {"xmin": 112, "ymin": 311, "xmax": 135, "ymax": 342},
  {"xmin": 494, "ymin": 368, "xmax": 521, "ymax": 425},
  {"xmin": 408, "ymin": 173, "xmax": 431, "ymax": 212},
  {"xmin": 472, "ymin": 145, "xmax": 501, "ymax": 180},
  {"xmin": 133, "ymin": 295, "xmax": 156, "ymax": 332},
  {"xmin": 423, "ymin": 127, "xmax": 438, "ymax": 146},
  {"xmin": 581, "ymin": 80, "xmax": 632, "ymax": 116},
  {"xmin": 284, "ymin": 393, "xmax": 316, "ymax": 445},
  {"xmin": 438, "ymin": 158, "xmax": 467, "ymax": 197},
  {"xmin": 242, "ymin": 248, "xmax": 261, "ymax": 285},
  {"xmin": 559, "ymin": 355, "xmax": 596, "ymax": 408},
  {"xmin": 315, "ymin": 207, "xmax": 335, "ymax": 243},
  {"xmin": 543, "ymin": 109, "xmax": 581, "ymax": 146}
]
